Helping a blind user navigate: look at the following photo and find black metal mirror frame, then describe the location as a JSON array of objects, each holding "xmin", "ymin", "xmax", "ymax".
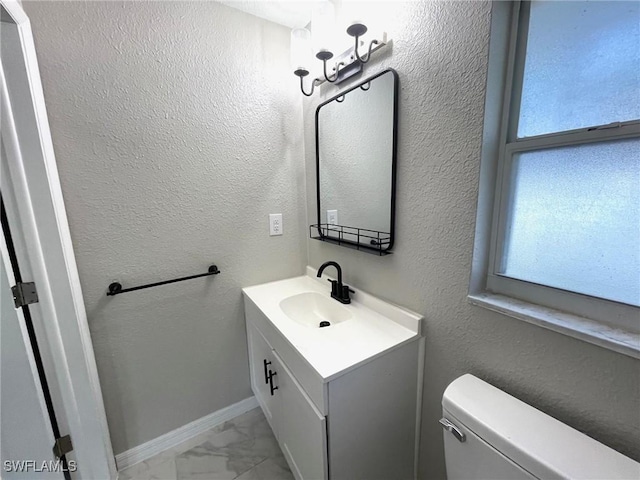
[{"xmin": 314, "ymin": 68, "xmax": 399, "ymax": 255}]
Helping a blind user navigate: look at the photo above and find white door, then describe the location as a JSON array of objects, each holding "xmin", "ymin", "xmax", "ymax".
[
  {"xmin": 0, "ymin": 203, "xmax": 65, "ymax": 479},
  {"xmin": 0, "ymin": 1, "xmax": 115, "ymax": 477}
]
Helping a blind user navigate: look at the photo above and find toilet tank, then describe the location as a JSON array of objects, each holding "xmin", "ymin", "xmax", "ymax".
[{"xmin": 441, "ymin": 374, "xmax": 640, "ymax": 480}]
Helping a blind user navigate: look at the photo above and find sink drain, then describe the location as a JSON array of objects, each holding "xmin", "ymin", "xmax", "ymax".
[{"xmin": 319, "ymin": 321, "xmax": 331, "ymax": 328}]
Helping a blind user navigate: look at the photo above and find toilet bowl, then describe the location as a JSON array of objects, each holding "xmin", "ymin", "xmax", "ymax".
[{"xmin": 441, "ymin": 374, "xmax": 640, "ymax": 479}]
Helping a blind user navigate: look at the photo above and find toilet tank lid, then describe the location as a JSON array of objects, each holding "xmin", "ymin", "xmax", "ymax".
[{"xmin": 442, "ymin": 374, "xmax": 640, "ymax": 480}]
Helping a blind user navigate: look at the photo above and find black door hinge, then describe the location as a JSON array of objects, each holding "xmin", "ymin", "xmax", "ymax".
[
  {"xmin": 53, "ymin": 434, "xmax": 73, "ymax": 458},
  {"xmin": 11, "ymin": 282, "xmax": 38, "ymax": 308}
]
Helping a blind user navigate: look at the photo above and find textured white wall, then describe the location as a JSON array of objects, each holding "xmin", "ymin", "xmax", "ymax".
[
  {"xmin": 303, "ymin": 2, "xmax": 640, "ymax": 478},
  {"xmin": 23, "ymin": 1, "xmax": 307, "ymax": 454},
  {"xmin": 21, "ymin": 0, "xmax": 640, "ymax": 476}
]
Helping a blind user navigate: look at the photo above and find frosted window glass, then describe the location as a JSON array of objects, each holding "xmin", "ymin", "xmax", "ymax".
[
  {"xmin": 501, "ymin": 139, "xmax": 640, "ymax": 306},
  {"xmin": 518, "ymin": 1, "xmax": 640, "ymax": 138}
]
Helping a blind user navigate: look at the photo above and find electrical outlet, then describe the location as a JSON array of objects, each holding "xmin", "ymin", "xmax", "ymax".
[
  {"xmin": 327, "ymin": 210, "xmax": 338, "ymax": 225},
  {"xmin": 269, "ymin": 214, "xmax": 283, "ymax": 236}
]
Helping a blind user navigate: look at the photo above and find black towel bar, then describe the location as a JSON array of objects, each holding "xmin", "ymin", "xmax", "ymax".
[{"xmin": 107, "ymin": 265, "xmax": 220, "ymax": 296}]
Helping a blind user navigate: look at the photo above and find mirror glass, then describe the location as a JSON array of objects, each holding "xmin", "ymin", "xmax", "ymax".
[{"xmin": 316, "ymin": 69, "xmax": 398, "ymax": 254}]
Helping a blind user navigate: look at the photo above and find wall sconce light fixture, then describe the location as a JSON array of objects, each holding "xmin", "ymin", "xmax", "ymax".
[{"xmin": 291, "ymin": 5, "xmax": 388, "ymax": 97}]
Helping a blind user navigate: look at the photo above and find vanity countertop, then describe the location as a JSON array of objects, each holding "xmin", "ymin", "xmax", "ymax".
[{"xmin": 242, "ymin": 267, "xmax": 423, "ymax": 381}]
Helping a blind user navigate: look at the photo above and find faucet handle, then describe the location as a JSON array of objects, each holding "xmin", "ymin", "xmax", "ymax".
[
  {"xmin": 327, "ymin": 279, "xmax": 339, "ymax": 296},
  {"xmin": 341, "ymin": 284, "xmax": 355, "ymax": 303}
]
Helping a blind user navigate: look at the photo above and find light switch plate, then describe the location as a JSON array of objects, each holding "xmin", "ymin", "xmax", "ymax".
[{"xmin": 269, "ymin": 214, "xmax": 283, "ymax": 236}]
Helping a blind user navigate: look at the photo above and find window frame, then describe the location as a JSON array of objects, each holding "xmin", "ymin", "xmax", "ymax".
[{"xmin": 470, "ymin": 0, "xmax": 640, "ymax": 357}]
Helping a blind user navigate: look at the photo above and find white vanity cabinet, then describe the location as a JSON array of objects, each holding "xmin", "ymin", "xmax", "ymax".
[
  {"xmin": 243, "ymin": 279, "xmax": 423, "ymax": 480},
  {"xmin": 270, "ymin": 350, "xmax": 328, "ymax": 480},
  {"xmin": 247, "ymin": 320, "xmax": 328, "ymax": 480},
  {"xmin": 246, "ymin": 323, "xmax": 279, "ymax": 428}
]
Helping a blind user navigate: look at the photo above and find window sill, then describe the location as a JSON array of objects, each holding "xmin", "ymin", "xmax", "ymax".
[{"xmin": 468, "ymin": 292, "xmax": 640, "ymax": 359}]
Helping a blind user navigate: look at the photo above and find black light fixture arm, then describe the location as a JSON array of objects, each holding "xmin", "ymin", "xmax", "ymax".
[
  {"xmin": 291, "ymin": 22, "xmax": 387, "ymax": 96},
  {"xmin": 322, "ymin": 59, "xmax": 346, "ymax": 83},
  {"xmin": 297, "ymin": 71, "xmax": 321, "ymax": 97},
  {"xmin": 353, "ymin": 35, "xmax": 380, "ymax": 64},
  {"xmin": 300, "ymin": 75, "xmax": 315, "ymax": 97}
]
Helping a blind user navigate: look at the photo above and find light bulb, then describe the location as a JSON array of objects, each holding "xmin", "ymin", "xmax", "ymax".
[
  {"xmin": 342, "ymin": 1, "xmax": 382, "ymax": 38},
  {"xmin": 290, "ymin": 28, "xmax": 312, "ymax": 72},
  {"xmin": 312, "ymin": 1, "xmax": 337, "ymax": 56},
  {"xmin": 341, "ymin": 1, "xmax": 363, "ymax": 29}
]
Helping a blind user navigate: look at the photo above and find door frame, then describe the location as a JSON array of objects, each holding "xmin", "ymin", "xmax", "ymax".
[{"xmin": 0, "ymin": 1, "xmax": 116, "ymax": 478}]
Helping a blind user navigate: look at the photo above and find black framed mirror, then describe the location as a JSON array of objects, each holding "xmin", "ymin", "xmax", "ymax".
[{"xmin": 312, "ymin": 68, "xmax": 398, "ymax": 255}]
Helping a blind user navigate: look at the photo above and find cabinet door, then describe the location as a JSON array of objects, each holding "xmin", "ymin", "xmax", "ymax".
[
  {"xmin": 247, "ymin": 324, "xmax": 278, "ymax": 434},
  {"xmin": 271, "ymin": 352, "xmax": 328, "ymax": 480}
]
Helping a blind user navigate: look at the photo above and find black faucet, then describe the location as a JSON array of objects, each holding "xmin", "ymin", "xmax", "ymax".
[{"xmin": 317, "ymin": 261, "xmax": 354, "ymax": 304}]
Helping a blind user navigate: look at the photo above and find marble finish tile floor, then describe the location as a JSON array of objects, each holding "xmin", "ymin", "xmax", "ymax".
[{"xmin": 118, "ymin": 408, "xmax": 294, "ymax": 480}]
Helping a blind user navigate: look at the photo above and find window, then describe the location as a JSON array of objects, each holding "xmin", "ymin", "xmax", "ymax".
[{"xmin": 471, "ymin": 1, "xmax": 640, "ymax": 355}]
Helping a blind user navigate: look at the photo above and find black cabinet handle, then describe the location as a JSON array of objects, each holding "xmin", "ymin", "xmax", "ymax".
[
  {"xmin": 263, "ymin": 359, "xmax": 271, "ymax": 384},
  {"xmin": 268, "ymin": 371, "xmax": 278, "ymax": 396}
]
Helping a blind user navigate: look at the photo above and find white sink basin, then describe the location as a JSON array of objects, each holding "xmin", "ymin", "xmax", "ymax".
[
  {"xmin": 279, "ymin": 292, "xmax": 353, "ymax": 328},
  {"xmin": 243, "ymin": 268, "xmax": 423, "ymax": 380}
]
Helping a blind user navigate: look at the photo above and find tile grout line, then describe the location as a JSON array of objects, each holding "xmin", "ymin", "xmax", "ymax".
[{"xmin": 233, "ymin": 457, "xmax": 270, "ymax": 480}]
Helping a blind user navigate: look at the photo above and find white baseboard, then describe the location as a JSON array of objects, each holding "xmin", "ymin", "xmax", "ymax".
[{"xmin": 115, "ymin": 396, "xmax": 259, "ymax": 471}]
